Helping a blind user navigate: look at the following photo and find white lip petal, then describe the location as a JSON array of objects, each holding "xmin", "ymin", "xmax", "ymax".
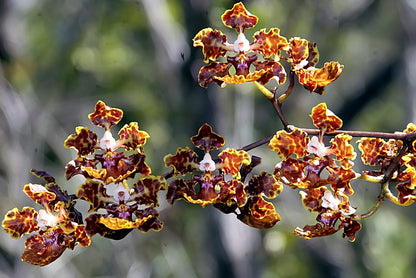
[
  {"xmin": 100, "ymin": 130, "xmax": 117, "ymax": 151},
  {"xmin": 233, "ymin": 33, "xmax": 250, "ymax": 53},
  {"xmin": 199, "ymin": 153, "xmax": 216, "ymax": 172}
]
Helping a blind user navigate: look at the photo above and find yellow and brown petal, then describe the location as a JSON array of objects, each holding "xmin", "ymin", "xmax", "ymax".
[
  {"xmin": 88, "ymin": 100, "xmax": 123, "ymax": 130},
  {"xmin": 218, "ymin": 148, "xmax": 251, "ymax": 178},
  {"xmin": 118, "ymin": 122, "xmax": 150, "ymax": 151},
  {"xmin": 218, "ymin": 179, "xmax": 247, "ymax": 207},
  {"xmin": 77, "ymin": 179, "xmax": 113, "ymax": 212},
  {"xmin": 296, "ymin": 62, "xmax": 343, "ymax": 94},
  {"xmin": 192, "ymin": 174, "xmax": 223, "ymax": 206},
  {"xmin": 269, "ymin": 128, "xmax": 310, "ymax": 160},
  {"xmin": 327, "ymin": 167, "xmax": 357, "ymax": 196},
  {"xmin": 131, "ymin": 176, "xmax": 167, "ymax": 207},
  {"xmin": 357, "ymin": 137, "xmax": 401, "ymax": 166},
  {"xmin": 99, "ymin": 215, "xmax": 153, "ymax": 230},
  {"xmin": 64, "ymin": 126, "xmax": 98, "ymax": 156},
  {"xmin": 193, "ymin": 28, "xmax": 229, "ymax": 63},
  {"xmin": 85, "ymin": 152, "xmax": 151, "ymax": 184},
  {"xmin": 198, "ymin": 62, "xmax": 230, "ymax": 88},
  {"xmin": 288, "ymin": 38, "xmax": 319, "ymax": 69},
  {"xmin": 2, "ymin": 207, "xmax": 39, "ymax": 238},
  {"xmin": 191, "ymin": 123, "xmax": 225, "ymax": 151},
  {"xmin": 21, "ymin": 228, "xmax": 69, "ymax": 266},
  {"xmin": 251, "ymin": 28, "xmax": 288, "ymax": 58},
  {"xmin": 395, "ymin": 166, "xmax": 416, "ymax": 205},
  {"xmin": 294, "ymin": 223, "xmax": 339, "ymax": 240},
  {"xmin": 237, "ymin": 196, "xmax": 280, "ymax": 229},
  {"xmin": 300, "ymin": 187, "xmax": 326, "ymax": 212},
  {"xmin": 215, "ymin": 70, "xmax": 268, "ymax": 86},
  {"xmin": 253, "ymin": 61, "xmax": 286, "ymax": 85},
  {"xmin": 221, "ymin": 2, "xmax": 258, "ymax": 32},
  {"xmin": 166, "ymin": 179, "xmax": 197, "ymax": 205},
  {"xmin": 310, "ymin": 103, "xmax": 343, "ymax": 133},
  {"xmin": 273, "ymin": 158, "xmax": 308, "ymax": 189},
  {"xmin": 329, "ymin": 134, "xmax": 356, "ymax": 169},
  {"xmin": 341, "ymin": 218, "xmax": 361, "ymax": 242},
  {"xmin": 247, "ymin": 171, "xmax": 283, "ymax": 199},
  {"xmin": 23, "ymin": 183, "xmax": 56, "ymax": 206},
  {"xmin": 396, "ymin": 182, "xmax": 416, "ymax": 206},
  {"xmin": 164, "ymin": 147, "xmax": 199, "ymax": 176},
  {"xmin": 21, "ymin": 225, "xmax": 89, "ymax": 266},
  {"xmin": 134, "ymin": 208, "xmax": 164, "ymax": 233}
]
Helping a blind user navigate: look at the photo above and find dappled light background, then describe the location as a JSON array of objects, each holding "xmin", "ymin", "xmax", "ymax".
[{"xmin": 1, "ymin": 0, "xmax": 416, "ymax": 277}]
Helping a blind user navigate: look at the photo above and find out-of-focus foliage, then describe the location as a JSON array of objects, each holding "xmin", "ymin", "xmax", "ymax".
[{"xmin": 0, "ymin": 0, "xmax": 416, "ymax": 277}]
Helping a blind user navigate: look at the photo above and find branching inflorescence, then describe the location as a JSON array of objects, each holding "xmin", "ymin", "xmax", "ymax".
[{"xmin": 3, "ymin": 2, "xmax": 416, "ymax": 266}]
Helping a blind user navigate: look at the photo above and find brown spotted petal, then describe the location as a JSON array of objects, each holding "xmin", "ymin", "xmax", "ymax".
[
  {"xmin": 77, "ymin": 179, "xmax": 113, "ymax": 212},
  {"xmin": 330, "ymin": 134, "xmax": 357, "ymax": 169},
  {"xmin": 273, "ymin": 158, "xmax": 308, "ymax": 189},
  {"xmin": 167, "ymin": 175, "xmax": 221, "ymax": 208},
  {"xmin": 23, "ymin": 183, "xmax": 56, "ymax": 206},
  {"xmin": 396, "ymin": 166, "xmax": 416, "ymax": 205},
  {"xmin": 164, "ymin": 147, "xmax": 199, "ymax": 176},
  {"xmin": 131, "ymin": 176, "xmax": 167, "ymax": 206},
  {"xmin": 297, "ymin": 62, "xmax": 343, "ymax": 94},
  {"xmin": 327, "ymin": 168, "xmax": 357, "ymax": 196},
  {"xmin": 166, "ymin": 179, "xmax": 197, "ymax": 205},
  {"xmin": 300, "ymin": 187, "xmax": 326, "ymax": 212},
  {"xmin": 21, "ymin": 227, "xmax": 77, "ymax": 266},
  {"xmin": 118, "ymin": 122, "xmax": 150, "ymax": 151},
  {"xmin": 65, "ymin": 157, "xmax": 96, "ymax": 180},
  {"xmin": 88, "ymin": 152, "xmax": 151, "ymax": 184},
  {"xmin": 294, "ymin": 223, "xmax": 338, "ymax": 240},
  {"xmin": 310, "ymin": 103, "xmax": 343, "ymax": 133},
  {"xmin": 30, "ymin": 169, "xmax": 55, "ymax": 183},
  {"xmin": 403, "ymin": 123, "xmax": 416, "ymax": 152},
  {"xmin": 253, "ymin": 61, "xmax": 286, "ymax": 85},
  {"xmin": 193, "ymin": 28, "xmax": 230, "ymax": 63},
  {"xmin": 218, "ymin": 179, "xmax": 247, "ymax": 207},
  {"xmin": 237, "ymin": 196, "xmax": 280, "ymax": 229},
  {"xmin": 215, "ymin": 70, "xmax": 268, "ymax": 86},
  {"xmin": 288, "ymin": 38, "xmax": 319, "ymax": 69},
  {"xmin": 252, "ymin": 28, "xmax": 288, "ymax": 58},
  {"xmin": 88, "ymin": 100, "xmax": 123, "ymax": 130},
  {"xmin": 221, "ymin": 2, "xmax": 258, "ymax": 32},
  {"xmin": 99, "ymin": 215, "xmax": 153, "ymax": 230},
  {"xmin": 73, "ymin": 225, "xmax": 91, "ymax": 247},
  {"xmin": 269, "ymin": 128, "xmax": 310, "ymax": 160},
  {"xmin": 2, "ymin": 207, "xmax": 39, "ymax": 238},
  {"xmin": 191, "ymin": 124, "xmax": 225, "ymax": 151},
  {"xmin": 135, "ymin": 207, "xmax": 164, "ymax": 232},
  {"xmin": 198, "ymin": 62, "xmax": 230, "ymax": 88},
  {"xmin": 247, "ymin": 171, "xmax": 283, "ymax": 199},
  {"xmin": 218, "ymin": 148, "xmax": 251, "ymax": 178},
  {"xmin": 227, "ymin": 54, "xmax": 258, "ymax": 76},
  {"xmin": 64, "ymin": 126, "xmax": 98, "ymax": 156},
  {"xmin": 85, "ymin": 213, "xmax": 133, "ymax": 240},
  {"xmin": 192, "ymin": 174, "xmax": 222, "ymax": 207},
  {"xmin": 341, "ymin": 218, "xmax": 361, "ymax": 242},
  {"xmin": 357, "ymin": 138, "xmax": 401, "ymax": 166}
]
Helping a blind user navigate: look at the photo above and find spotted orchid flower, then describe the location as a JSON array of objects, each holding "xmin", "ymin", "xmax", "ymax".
[
  {"xmin": 2, "ymin": 172, "xmax": 90, "ymax": 266},
  {"xmin": 63, "ymin": 101, "xmax": 166, "ymax": 239},
  {"xmin": 269, "ymin": 103, "xmax": 360, "ymax": 240},
  {"xmin": 193, "ymin": 2, "xmax": 288, "ymax": 88},
  {"xmin": 164, "ymin": 123, "xmax": 283, "ymax": 229},
  {"xmin": 287, "ymin": 38, "xmax": 344, "ymax": 94},
  {"xmin": 64, "ymin": 100, "xmax": 151, "ymax": 185},
  {"xmin": 194, "ymin": 2, "xmax": 344, "ymax": 95}
]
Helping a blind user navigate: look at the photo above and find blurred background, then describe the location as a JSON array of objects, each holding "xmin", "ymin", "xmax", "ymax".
[{"xmin": 1, "ymin": 0, "xmax": 416, "ymax": 277}]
